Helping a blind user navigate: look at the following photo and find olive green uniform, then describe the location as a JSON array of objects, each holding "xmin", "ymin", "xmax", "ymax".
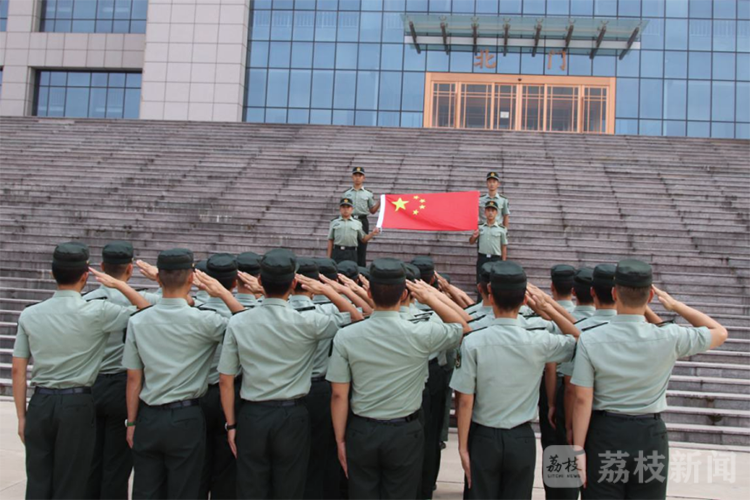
[
  {"xmin": 343, "ymin": 186, "xmax": 376, "ymax": 266},
  {"xmin": 327, "ymin": 310, "xmax": 463, "ymax": 499},
  {"xmin": 572, "ymin": 305, "xmax": 596, "ymax": 321},
  {"xmin": 478, "ymin": 193, "xmax": 510, "ymax": 225},
  {"xmin": 572, "ymin": 315, "xmax": 713, "ymax": 499},
  {"xmin": 450, "ymin": 318, "xmax": 576, "ymax": 499},
  {"xmin": 328, "ymin": 216, "xmax": 366, "ymax": 264},
  {"xmin": 475, "ymin": 222, "xmax": 508, "ymax": 282},
  {"xmin": 83, "ymin": 286, "xmax": 159, "ymax": 500},
  {"xmin": 14, "ymin": 290, "xmax": 135, "ymax": 499},
  {"xmin": 219, "ymin": 298, "xmax": 340, "ymax": 499},
  {"xmin": 122, "ymin": 298, "xmax": 229, "ymax": 499}
]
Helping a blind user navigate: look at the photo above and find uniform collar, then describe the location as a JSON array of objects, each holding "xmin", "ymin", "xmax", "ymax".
[
  {"xmin": 350, "ymin": 186, "xmax": 366, "ymax": 191},
  {"xmin": 370, "ymin": 310, "xmax": 401, "ymax": 319},
  {"xmin": 262, "ymin": 297, "xmax": 290, "ymax": 308},
  {"xmin": 610, "ymin": 314, "xmax": 646, "ymax": 323},
  {"xmin": 235, "ymin": 293, "xmax": 256, "ymax": 301},
  {"xmin": 289, "ymin": 295, "xmax": 313, "ymax": 306},
  {"xmin": 486, "ymin": 192, "xmax": 500, "ymax": 199},
  {"xmin": 203, "ymin": 296, "xmax": 226, "ymax": 307},
  {"xmin": 574, "ymin": 305, "xmax": 596, "ymax": 312},
  {"xmin": 484, "ymin": 220, "xmax": 501, "ymax": 227},
  {"xmin": 157, "ymin": 297, "xmax": 189, "ymax": 308},
  {"xmin": 593, "ymin": 308, "xmax": 617, "ymax": 317},
  {"xmin": 557, "ymin": 299, "xmax": 575, "ymax": 308},
  {"xmin": 53, "ymin": 290, "xmax": 82, "ymax": 299},
  {"xmin": 490, "ymin": 317, "xmax": 519, "ymax": 326}
]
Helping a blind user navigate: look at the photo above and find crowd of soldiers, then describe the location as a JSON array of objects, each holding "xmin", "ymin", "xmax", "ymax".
[{"xmin": 11, "ymin": 168, "xmax": 728, "ymax": 500}]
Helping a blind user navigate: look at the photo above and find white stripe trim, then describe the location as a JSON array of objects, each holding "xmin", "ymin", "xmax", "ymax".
[{"xmin": 376, "ymin": 194, "xmax": 386, "ymax": 229}]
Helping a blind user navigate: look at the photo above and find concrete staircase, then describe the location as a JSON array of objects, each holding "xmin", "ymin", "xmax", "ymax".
[{"xmin": 0, "ymin": 117, "xmax": 748, "ymax": 447}]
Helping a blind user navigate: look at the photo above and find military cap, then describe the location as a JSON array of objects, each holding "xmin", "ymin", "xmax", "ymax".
[
  {"xmin": 102, "ymin": 241, "xmax": 134, "ymax": 265},
  {"xmin": 550, "ymin": 264, "xmax": 576, "ymax": 280},
  {"xmin": 338, "ymin": 260, "xmax": 359, "ymax": 280},
  {"xmin": 490, "ymin": 261, "xmax": 527, "ymax": 290},
  {"xmin": 206, "ymin": 253, "xmax": 238, "ymax": 281},
  {"xmin": 369, "ymin": 258, "xmax": 406, "ymax": 285},
  {"xmin": 260, "ymin": 249, "xmax": 298, "ymax": 284},
  {"xmin": 315, "ymin": 258, "xmax": 339, "ymax": 280},
  {"xmin": 479, "ymin": 261, "xmax": 496, "ymax": 284},
  {"xmin": 403, "ymin": 263, "xmax": 421, "ymax": 282},
  {"xmin": 592, "ymin": 264, "xmax": 616, "ymax": 288},
  {"xmin": 158, "ymin": 248, "xmax": 194, "ymax": 271},
  {"xmin": 195, "ymin": 259, "xmax": 208, "ymax": 273},
  {"xmin": 574, "ymin": 267, "xmax": 594, "ymax": 285},
  {"xmin": 615, "ymin": 259, "xmax": 653, "ymax": 287},
  {"xmin": 358, "ymin": 266, "xmax": 371, "ymax": 281},
  {"xmin": 53, "ymin": 241, "xmax": 90, "ymax": 269},
  {"xmin": 486, "ymin": 171, "xmax": 500, "ymax": 181},
  {"xmin": 352, "ymin": 166, "xmax": 366, "ymax": 175},
  {"xmin": 411, "ymin": 256, "xmax": 435, "ymax": 282},
  {"xmin": 297, "ymin": 257, "xmax": 320, "ymax": 280},
  {"xmin": 236, "ymin": 251, "xmax": 261, "ymax": 276},
  {"xmin": 340, "ymin": 197, "xmax": 354, "ymax": 207},
  {"xmin": 484, "ymin": 200, "xmax": 499, "ymax": 210}
]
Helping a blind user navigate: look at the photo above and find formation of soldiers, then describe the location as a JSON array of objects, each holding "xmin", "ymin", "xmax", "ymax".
[{"xmin": 11, "ymin": 169, "xmax": 728, "ymax": 500}]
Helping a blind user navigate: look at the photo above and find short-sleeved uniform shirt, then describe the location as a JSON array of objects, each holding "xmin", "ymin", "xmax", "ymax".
[
  {"xmin": 14, "ymin": 290, "xmax": 135, "ymax": 389},
  {"xmin": 478, "ymin": 193, "xmax": 510, "ymax": 225},
  {"xmin": 558, "ymin": 308, "xmax": 617, "ymax": 377},
  {"xmin": 326, "ymin": 310, "xmax": 463, "ymax": 419},
  {"xmin": 477, "ymin": 222, "xmax": 508, "ymax": 256},
  {"xmin": 235, "ymin": 293, "xmax": 258, "ymax": 308},
  {"xmin": 198, "ymin": 296, "xmax": 237, "ymax": 385},
  {"xmin": 450, "ymin": 318, "xmax": 576, "ymax": 429},
  {"xmin": 557, "ymin": 300, "xmax": 575, "ymax": 313},
  {"xmin": 83, "ymin": 285, "xmax": 160, "ymax": 374},
  {"xmin": 571, "ymin": 314, "xmax": 712, "ymax": 414},
  {"xmin": 328, "ymin": 217, "xmax": 366, "ymax": 247},
  {"xmin": 343, "ymin": 186, "xmax": 376, "ymax": 216},
  {"xmin": 572, "ymin": 305, "xmax": 596, "ymax": 321},
  {"xmin": 122, "ymin": 298, "xmax": 229, "ymax": 405},
  {"xmin": 219, "ymin": 298, "xmax": 339, "ymax": 401}
]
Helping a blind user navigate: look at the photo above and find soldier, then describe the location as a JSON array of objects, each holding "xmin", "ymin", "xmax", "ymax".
[
  {"xmin": 469, "ymin": 200, "xmax": 508, "ymax": 283},
  {"xmin": 550, "ymin": 264, "xmax": 577, "ymax": 313},
  {"xmin": 571, "ymin": 260, "xmax": 728, "ymax": 499},
  {"xmin": 326, "ymin": 259, "xmax": 471, "ymax": 498},
  {"xmin": 450, "ymin": 261, "xmax": 579, "ymax": 499},
  {"xmin": 343, "ymin": 166, "xmax": 381, "ymax": 266},
  {"xmin": 571, "ymin": 267, "xmax": 596, "ymax": 320},
  {"xmin": 337, "ymin": 260, "xmax": 360, "ymax": 282},
  {"xmin": 122, "ymin": 248, "xmax": 244, "ymax": 499},
  {"xmin": 84, "ymin": 241, "xmax": 161, "ymax": 500},
  {"xmin": 478, "ymin": 171, "xmax": 510, "ymax": 227},
  {"xmin": 328, "ymin": 198, "xmax": 380, "ymax": 264},
  {"xmin": 12, "ymin": 242, "xmax": 149, "ymax": 499},
  {"xmin": 218, "ymin": 249, "xmax": 362, "ymax": 499},
  {"xmin": 194, "ymin": 259, "xmax": 210, "ymax": 306},
  {"xmin": 236, "ymin": 251, "xmax": 263, "ymax": 307}
]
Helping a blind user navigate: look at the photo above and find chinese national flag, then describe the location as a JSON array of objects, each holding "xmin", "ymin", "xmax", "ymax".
[{"xmin": 376, "ymin": 191, "xmax": 480, "ymax": 232}]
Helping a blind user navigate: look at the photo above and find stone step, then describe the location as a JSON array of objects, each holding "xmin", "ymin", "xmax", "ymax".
[
  {"xmin": 667, "ymin": 390, "xmax": 750, "ymax": 411},
  {"xmin": 668, "ymin": 375, "xmax": 750, "ymax": 395}
]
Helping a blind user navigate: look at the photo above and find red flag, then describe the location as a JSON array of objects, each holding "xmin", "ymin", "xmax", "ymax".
[{"xmin": 376, "ymin": 191, "xmax": 480, "ymax": 232}]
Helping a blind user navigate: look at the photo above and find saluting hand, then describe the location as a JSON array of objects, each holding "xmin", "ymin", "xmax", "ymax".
[
  {"xmin": 653, "ymin": 285, "xmax": 679, "ymax": 311},
  {"xmin": 135, "ymin": 260, "xmax": 159, "ymax": 281},
  {"xmin": 237, "ymin": 271, "xmax": 264, "ymax": 295},
  {"xmin": 358, "ymin": 274, "xmax": 370, "ymax": 291},
  {"xmin": 89, "ymin": 267, "xmax": 123, "ymax": 289},
  {"xmin": 297, "ymin": 274, "xmax": 326, "ymax": 295},
  {"xmin": 194, "ymin": 270, "xmax": 226, "ymax": 298},
  {"xmin": 405, "ymin": 280, "xmax": 435, "ymax": 304}
]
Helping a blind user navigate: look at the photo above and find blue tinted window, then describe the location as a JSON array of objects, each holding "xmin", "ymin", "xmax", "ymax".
[
  {"xmin": 312, "ymin": 70, "xmax": 334, "ymax": 108},
  {"xmin": 616, "ymin": 119, "xmax": 639, "ymax": 134},
  {"xmin": 269, "ymin": 42, "xmax": 292, "ymax": 68},
  {"xmin": 713, "ymin": 52, "xmax": 736, "ymax": 79},
  {"xmin": 619, "ymin": 0, "xmax": 641, "ymax": 16},
  {"xmin": 688, "ymin": 52, "xmax": 711, "ymax": 79},
  {"xmin": 292, "ymin": 42, "xmax": 314, "ymax": 68},
  {"xmin": 664, "ymin": 51, "xmax": 687, "ymax": 77},
  {"xmin": 247, "ymin": 69, "xmax": 267, "ymax": 106},
  {"xmin": 252, "ymin": 11, "xmax": 271, "ymax": 40},
  {"xmin": 738, "ymin": 20, "xmax": 750, "ymax": 51},
  {"xmin": 714, "ymin": 0, "xmax": 738, "ymax": 19},
  {"xmin": 41, "ymin": 0, "xmax": 147, "ymax": 33},
  {"xmin": 687, "ymin": 121, "xmax": 710, "ymax": 136},
  {"xmin": 737, "ymin": 123, "xmax": 750, "ymax": 139},
  {"xmin": 382, "ymin": 13, "xmax": 403, "ymax": 42},
  {"xmin": 289, "ymin": 70, "xmax": 312, "ymax": 108},
  {"xmin": 271, "ymin": 11, "xmax": 293, "ymax": 40},
  {"xmin": 689, "ymin": 20, "xmax": 712, "ymax": 50},
  {"xmin": 359, "ymin": 44, "xmax": 381, "ymax": 69},
  {"xmin": 313, "ymin": 43, "xmax": 336, "ymax": 68},
  {"xmin": 245, "ymin": 108, "xmax": 265, "ymax": 122},
  {"xmin": 381, "ymin": 44, "xmax": 404, "ymax": 70},
  {"xmin": 378, "ymin": 111, "xmax": 400, "ymax": 126},
  {"xmin": 360, "ymin": 12, "xmax": 382, "ymax": 42},
  {"xmin": 617, "ymin": 50, "xmax": 640, "ymax": 77},
  {"xmin": 521, "ymin": 52, "xmax": 544, "ymax": 75},
  {"xmin": 665, "ymin": 19, "xmax": 688, "ymax": 49},
  {"xmin": 35, "ymin": 70, "xmax": 141, "ymax": 118},
  {"xmin": 663, "ymin": 79, "xmax": 687, "ymax": 119},
  {"xmin": 333, "ymin": 109, "xmax": 355, "ymax": 125},
  {"xmin": 250, "ymin": 42, "xmax": 270, "ymax": 67},
  {"xmin": 641, "ymin": 51, "xmax": 664, "ymax": 77},
  {"xmin": 334, "ymin": 71, "xmax": 357, "ymax": 108},
  {"xmin": 401, "ymin": 112, "xmax": 423, "ymax": 127},
  {"xmin": 266, "ymin": 108, "xmax": 288, "ymax": 123},
  {"xmin": 357, "ymin": 71, "xmax": 380, "ymax": 109},
  {"xmin": 714, "ymin": 20, "xmax": 737, "ymax": 51},
  {"xmin": 640, "ymin": 79, "xmax": 663, "ymax": 118},
  {"xmin": 450, "ymin": 51, "xmax": 473, "ymax": 73},
  {"xmin": 524, "ymin": 0, "xmax": 546, "ymax": 15},
  {"xmin": 267, "ymin": 69, "xmax": 290, "ymax": 107},
  {"xmin": 663, "ymin": 120, "xmax": 687, "ymax": 136},
  {"xmin": 740, "ymin": 0, "xmax": 750, "ymax": 19},
  {"xmin": 712, "ymin": 81, "xmax": 735, "ymax": 121},
  {"xmin": 310, "ymin": 109, "xmax": 332, "ymax": 124},
  {"xmin": 315, "ymin": 11, "xmax": 337, "ymax": 41},
  {"xmin": 687, "ymin": 80, "xmax": 711, "ymax": 119},
  {"xmin": 736, "ymin": 82, "xmax": 749, "ymax": 121},
  {"xmin": 336, "ymin": 43, "xmax": 359, "ymax": 69},
  {"xmin": 641, "ymin": 19, "xmax": 665, "ymax": 49},
  {"xmin": 0, "ymin": 0, "xmax": 8, "ymax": 31},
  {"xmin": 571, "ymin": 0, "xmax": 593, "ymax": 15},
  {"xmin": 338, "ymin": 12, "xmax": 360, "ymax": 42},
  {"xmin": 593, "ymin": 55, "xmax": 616, "ymax": 76},
  {"xmin": 379, "ymin": 71, "xmax": 402, "ymax": 110},
  {"xmin": 404, "ymin": 45, "xmax": 427, "ymax": 71},
  {"xmin": 288, "ymin": 109, "xmax": 310, "ymax": 124},
  {"xmin": 738, "ymin": 54, "xmax": 750, "ymax": 80},
  {"xmin": 689, "ymin": 0, "xmax": 712, "ymax": 18},
  {"xmin": 402, "ymin": 73, "xmax": 424, "ymax": 111},
  {"xmin": 356, "ymin": 110, "xmax": 377, "ymax": 126},
  {"xmin": 500, "ymin": 0, "xmax": 522, "ymax": 15},
  {"xmin": 711, "ymin": 122, "xmax": 735, "ymax": 137},
  {"xmin": 639, "ymin": 119, "xmax": 662, "ymax": 135},
  {"xmin": 426, "ymin": 48, "xmax": 450, "ymax": 71},
  {"xmin": 667, "ymin": 0, "xmax": 688, "ymax": 17},
  {"xmin": 643, "ymin": 0, "xmax": 665, "ymax": 17},
  {"xmin": 497, "ymin": 52, "xmax": 521, "ymax": 73},
  {"xmin": 616, "ymin": 78, "xmax": 639, "ymax": 118},
  {"xmin": 293, "ymin": 11, "xmax": 315, "ymax": 41},
  {"xmin": 568, "ymin": 54, "xmax": 592, "ymax": 75},
  {"xmin": 476, "ymin": 0, "xmax": 499, "ymax": 14},
  {"xmin": 594, "ymin": 0, "xmax": 617, "ymax": 16},
  {"xmin": 363, "ymin": 0, "xmax": 384, "ymax": 11}
]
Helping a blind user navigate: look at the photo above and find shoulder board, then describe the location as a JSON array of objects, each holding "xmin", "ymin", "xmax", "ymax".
[
  {"xmin": 130, "ymin": 305, "xmax": 152, "ymax": 317},
  {"xmin": 295, "ymin": 306, "xmax": 317, "ymax": 312},
  {"xmin": 656, "ymin": 320, "xmax": 675, "ymax": 328},
  {"xmin": 574, "ymin": 317, "xmax": 587, "ymax": 325},
  {"xmin": 340, "ymin": 318, "xmax": 365, "ymax": 329},
  {"xmin": 466, "ymin": 326, "xmax": 487, "ymax": 336},
  {"xmin": 523, "ymin": 313, "xmax": 540, "ymax": 319},
  {"xmin": 85, "ymin": 296, "xmax": 107, "ymax": 302},
  {"xmin": 499, "ymin": 194, "xmax": 507, "ymax": 199},
  {"xmin": 24, "ymin": 301, "xmax": 42, "ymax": 309},
  {"xmin": 525, "ymin": 326, "xmax": 548, "ymax": 331},
  {"xmin": 133, "ymin": 287, "xmax": 150, "ymax": 292},
  {"xmin": 197, "ymin": 306, "xmax": 220, "ymax": 313},
  {"xmin": 331, "ymin": 217, "xmax": 339, "ymax": 222},
  {"xmin": 232, "ymin": 308, "xmax": 251, "ymax": 316},
  {"xmin": 409, "ymin": 317, "xmax": 431, "ymax": 323},
  {"xmin": 468, "ymin": 315, "xmax": 486, "ymax": 324},
  {"xmin": 581, "ymin": 322, "xmax": 608, "ymax": 332}
]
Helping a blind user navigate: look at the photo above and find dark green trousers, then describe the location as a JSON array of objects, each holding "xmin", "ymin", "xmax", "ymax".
[
  {"xmin": 331, "ymin": 246, "xmax": 358, "ymax": 264},
  {"xmin": 25, "ymin": 392, "xmax": 96, "ymax": 499},
  {"xmin": 236, "ymin": 402, "xmax": 310, "ymax": 499},
  {"xmin": 199, "ymin": 384, "xmax": 237, "ymax": 499},
  {"xmin": 546, "ymin": 379, "xmax": 580, "ymax": 500},
  {"xmin": 538, "ymin": 376, "xmax": 557, "ymax": 499},
  {"xmin": 420, "ymin": 360, "xmax": 446, "ymax": 499},
  {"xmin": 303, "ymin": 379, "xmax": 339, "ymax": 499},
  {"xmin": 132, "ymin": 404, "xmax": 206, "ymax": 499},
  {"xmin": 346, "ymin": 414, "xmax": 424, "ymax": 499},
  {"xmin": 476, "ymin": 253, "xmax": 502, "ymax": 283},
  {"xmin": 583, "ymin": 412, "xmax": 669, "ymax": 500},
  {"xmin": 86, "ymin": 372, "xmax": 132, "ymax": 500},
  {"xmin": 355, "ymin": 215, "xmax": 369, "ymax": 267},
  {"xmin": 464, "ymin": 422, "xmax": 536, "ymax": 500}
]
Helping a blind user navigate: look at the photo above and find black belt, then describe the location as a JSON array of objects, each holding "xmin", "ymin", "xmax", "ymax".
[
  {"xmin": 594, "ymin": 410, "xmax": 661, "ymax": 420},
  {"xmin": 98, "ymin": 371, "xmax": 127, "ymax": 379},
  {"xmin": 246, "ymin": 398, "xmax": 304, "ymax": 407},
  {"xmin": 336, "ymin": 246, "xmax": 356, "ymax": 250},
  {"xmin": 354, "ymin": 410, "xmax": 420, "ymax": 425},
  {"xmin": 35, "ymin": 387, "xmax": 91, "ymax": 395},
  {"xmin": 311, "ymin": 375, "xmax": 327, "ymax": 383},
  {"xmin": 429, "ymin": 358, "xmax": 440, "ymax": 367},
  {"xmin": 478, "ymin": 253, "xmax": 501, "ymax": 258},
  {"xmin": 147, "ymin": 398, "xmax": 201, "ymax": 410}
]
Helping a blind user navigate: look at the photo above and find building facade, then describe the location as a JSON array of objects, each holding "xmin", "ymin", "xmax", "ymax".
[{"xmin": 0, "ymin": 0, "xmax": 747, "ymax": 138}]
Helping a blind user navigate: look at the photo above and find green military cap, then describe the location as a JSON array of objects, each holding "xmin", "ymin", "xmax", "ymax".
[
  {"xmin": 158, "ymin": 248, "xmax": 194, "ymax": 271},
  {"xmin": 411, "ymin": 256, "xmax": 435, "ymax": 282},
  {"xmin": 297, "ymin": 257, "xmax": 320, "ymax": 280},
  {"xmin": 479, "ymin": 261, "xmax": 496, "ymax": 284},
  {"xmin": 236, "ymin": 251, "xmax": 261, "ymax": 276},
  {"xmin": 592, "ymin": 263, "xmax": 617, "ymax": 288},
  {"xmin": 550, "ymin": 264, "xmax": 576, "ymax": 280},
  {"xmin": 315, "ymin": 258, "xmax": 339, "ymax": 280},
  {"xmin": 486, "ymin": 171, "xmax": 500, "ymax": 181},
  {"xmin": 195, "ymin": 259, "xmax": 208, "ymax": 273},
  {"xmin": 484, "ymin": 200, "xmax": 499, "ymax": 210},
  {"xmin": 102, "ymin": 241, "xmax": 134, "ymax": 264},
  {"xmin": 338, "ymin": 260, "xmax": 359, "ymax": 280},
  {"xmin": 352, "ymin": 166, "xmax": 366, "ymax": 175},
  {"xmin": 260, "ymin": 249, "xmax": 298, "ymax": 283},
  {"xmin": 53, "ymin": 241, "xmax": 90, "ymax": 269},
  {"xmin": 358, "ymin": 266, "xmax": 371, "ymax": 281},
  {"xmin": 206, "ymin": 253, "xmax": 238, "ymax": 280},
  {"xmin": 615, "ymin": 259, "xmax": 653, "ymax": 287},
  {"xmin": 574, "ymin": 267, "xmax": 594, "ymax": 285},
  {"xmin": 369, "ymin": 258, "xmax": 406, "ymax": 285},
  {"xmin": 490, "ymin": 261, "xmax": 527, "ymax": 290},
  {"xmin": 403, "ymin": 263, "xmax": 421, "ymax": 282},
  {"xmin": 340, "ymin": 197, "xmax": 354, "ymax": 207}
]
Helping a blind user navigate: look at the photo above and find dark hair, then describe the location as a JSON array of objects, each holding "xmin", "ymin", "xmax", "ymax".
[
  {"xmin": 552, "ymin": 279, "xmax": 574, "ymax": 296},
  {"xmin": 158, "ymin": 269, "xmax": 193, "ymax": 290},
  {"xmin": 215, "ymin": 276, "xmax": 237, "ymax": 291},
  {"xmin": 615, "ymin": 284, "xmax": 650, "ymax": 308},
  {"xmin": 489, "ymin": 286, "xmax": 526, "ymax": 312},
  {"xmin": 262, "ymin": 279, "xmax": 294, "ymax": 298},
  {"xmin": 572, "ymin": 283, "xmax": 594, "ymax": 305},
  {"xmin": 592, "ymin": 285, "xmax": 615, "ymax": 305},
  {"xmin": 52, "ymin": 264, "xmax": 87, "ymax": 285},
  {"xmin": 370, "ymin": 282, "xmax": 406, "ymax": 308},
  {"xmin": 102, "ymin": 262, "xmax": 130, "ymax": 279}
]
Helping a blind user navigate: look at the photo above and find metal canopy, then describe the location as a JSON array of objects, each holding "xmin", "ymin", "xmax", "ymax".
[{"xmin": 403, "ymin": 15, "xmax": 646, "ymax": 59}]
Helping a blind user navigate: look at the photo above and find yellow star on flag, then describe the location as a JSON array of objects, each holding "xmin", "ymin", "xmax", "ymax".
[
  {"xmin": 413, "ymin": 195, "xmax": 419, "ymax": 199},
  {"xmin": 420, "ymin": 205, "xmax": 425, "ymax": 209},
  {"xmin": 420, "ymin": 199, "xmax": 425, "ymax": 203},
  {"xmin": 392, "ymin": 197, "xmax": 409, "ymax": 211},
  {"xmin": 413, "ymin": 210, "xmax": 419, "ymax": 215}
]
